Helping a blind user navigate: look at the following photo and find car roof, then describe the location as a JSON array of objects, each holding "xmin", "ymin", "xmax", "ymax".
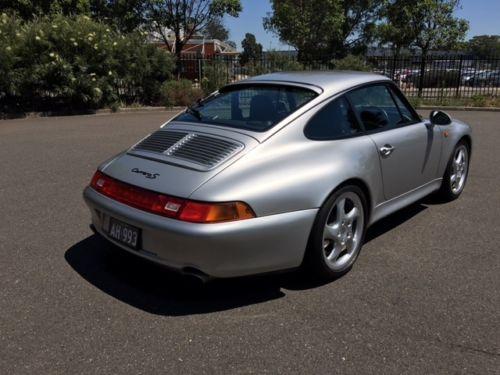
[{"xmin": 236, "ymin": 71, "xmax": 391, "ymax": 95}]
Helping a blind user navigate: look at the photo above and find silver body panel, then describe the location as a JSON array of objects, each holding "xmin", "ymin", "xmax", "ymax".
[
  {"xmin": 84, "ymin": 187, "xmax": 317, "ymax": 277},
  {"xmin": 84, "ymin": 71, "xmax": 472, "ymax": 278}
]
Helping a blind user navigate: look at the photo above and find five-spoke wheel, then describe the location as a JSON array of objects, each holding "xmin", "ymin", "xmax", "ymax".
[
  {"xmin": 450, "ymin": 145, "xmax": 468, "ymax": 195},
  {"xmin": 438, "ymin": 141, "xmax": 470, "ymax": 201},
  {"xmin": 305, "ymin": 185, "xmax": 367, "ymax": 279},
  {"xmin": 322, "ymin": 192, "xmax": 364, "ymax": 272}
]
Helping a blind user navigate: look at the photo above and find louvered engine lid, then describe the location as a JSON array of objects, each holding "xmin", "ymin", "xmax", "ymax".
[{"xmin": 128, "ymin": 130, "xmax": 244, "ymax": 171}]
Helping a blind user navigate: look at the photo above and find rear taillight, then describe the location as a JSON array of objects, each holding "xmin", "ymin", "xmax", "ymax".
[
  {"xmin": 90, "ymin": 170, "xmax": 184, "ymax": 218},
  {"xmin": 89, "ymin": 171, "xmax": 255, "ymax": 223},
  {"xmin": 179, "ymin": 201, "xmax": 255, "ymax": 223}
]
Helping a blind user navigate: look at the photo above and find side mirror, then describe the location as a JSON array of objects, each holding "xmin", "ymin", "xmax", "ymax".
[{"xmin": 429, "ymin": 110, "xmax": 452, "ymax": 126}]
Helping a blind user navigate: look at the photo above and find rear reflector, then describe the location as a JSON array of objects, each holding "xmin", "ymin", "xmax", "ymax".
[{"xmin": 89, "ymin": 170, "xmax": 255, "ymax": 223}]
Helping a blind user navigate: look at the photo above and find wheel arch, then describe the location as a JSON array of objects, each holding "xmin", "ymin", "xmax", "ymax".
[
  {"xmin": 323, "ymin": 178, "xmax": 373, "ymax": 224},
  {"xmin": 302, "ymin": 177, "xmax": 373, "ymax": 274},
  {"xmin": 459, "ymin": 134, "xmax": 472, "ymax": 155}
]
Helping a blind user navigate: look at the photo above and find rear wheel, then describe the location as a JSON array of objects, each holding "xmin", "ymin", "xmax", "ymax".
[
  {"xmin": 437, "ymin": 141, "xmax": 469, "ymax": 201},
  {"xmin": 304, "ymin": 185, "xmax": 367, "ymax": 279}
]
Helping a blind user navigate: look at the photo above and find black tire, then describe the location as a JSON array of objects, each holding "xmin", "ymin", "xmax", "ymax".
[
  {"xmin": 437, "ymin": 141, "xmax": 470, "ymax": 202},
  {"xmin": 303, "ymin": 185, "xmax": 367, "ymax": 280}
]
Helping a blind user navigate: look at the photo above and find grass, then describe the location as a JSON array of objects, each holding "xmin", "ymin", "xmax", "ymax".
[{"xmin": 408, "ymin": 95, "xmax": 500, "ymax": 108}]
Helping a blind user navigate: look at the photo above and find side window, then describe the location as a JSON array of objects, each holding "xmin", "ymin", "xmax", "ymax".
[
  {"xmin": 389, "ymin": 86, "xmax": 421, "ymax": 124},
  {"xmin": 305, "ymin": 96, "xmax": 360, "ymax": 140},
  {"xmin": 347, "ymin": 85, "xmax": 405, "ymax": 131}
]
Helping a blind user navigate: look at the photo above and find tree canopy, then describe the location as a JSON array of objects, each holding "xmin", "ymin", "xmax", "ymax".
[
  {"xmin": 0, "ymin": 1, "xmax": 145, "ymax": 32},
  {"xmin": 90, "ymin": 0, "xmax": 146, "ymax": 33},
  {"xmin": 466, "ymin": 35, "xmax": 500, "ymax": 58},
  {"xmin": 264, "ymin": 0, "xmax": 383, "ymax": 60},
  {"xmin": 240, "ymin": 33, "xmax": 262, "ymax": 65},
  {"xmin": 203, "ymin": 16, "xmax": 229, "ymax": 41},
  {"xmin": 0, "ymin": 0, "xmax": 91, "ymax": 18},
  {"xmin": 377, "ymin": 1, "xmax": 419, "ymax": 56},
  {"xmin": 379, "ymin": 0, "xmax": 468, "ymax": 58}
]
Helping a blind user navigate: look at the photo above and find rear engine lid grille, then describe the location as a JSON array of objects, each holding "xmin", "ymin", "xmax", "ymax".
[
  {"xmin": 170, "ymin": 134, "xmax": 241, "ymax": 166},
  {"xmin": 129, "ymin": 130, "xmax": 244, "ymax": 170},
  {"xmin": 133, "ymin": 130, "xmax": 187, "ymax": 153}
]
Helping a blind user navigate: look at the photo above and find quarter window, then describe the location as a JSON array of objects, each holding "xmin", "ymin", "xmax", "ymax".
[{"xmin": 304, "ymin": 96, "xmax": 360, "ymax": 140}]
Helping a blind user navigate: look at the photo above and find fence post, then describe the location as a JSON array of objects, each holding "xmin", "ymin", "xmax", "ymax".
[
  {"xmin": 198, "ymin": 57, "xmax": 202, "ymax": 83},
  {"xmin": 456, "ymin": 55, "xmax": 463, "ymax": 98},
  {"xmin": 418, "ymin": 55, "xmax": 426, "ymax": 97},
  {"xmin": 391, "ymin": 54, "xmax": 396, "ymax": 81}
]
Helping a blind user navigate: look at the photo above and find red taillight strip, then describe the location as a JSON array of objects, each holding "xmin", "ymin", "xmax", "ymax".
[
  {"xmin": 90, "ymin": 171, "xmax": 184, "ymax": 218},
  {"xmin": 89, "ymin": 171, "xmax": 256, "ymax": 223}
]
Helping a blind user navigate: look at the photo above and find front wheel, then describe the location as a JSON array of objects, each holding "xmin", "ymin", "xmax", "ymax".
[
  {"xmin": 304, "ymin": 185, "xmax": 367, "ymax": 280},
  {"xmin": 437, "ymin": 141, "xmax": 470, "ymax": 201}
]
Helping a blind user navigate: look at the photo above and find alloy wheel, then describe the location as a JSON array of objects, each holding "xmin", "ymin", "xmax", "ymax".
[
  {"xmin": 322, "ymin": 192, "xmax": 364, "ymax": 271},
  {"xmin": 450, "ymin": 145, "xmax": 468, "ymax": 195}
]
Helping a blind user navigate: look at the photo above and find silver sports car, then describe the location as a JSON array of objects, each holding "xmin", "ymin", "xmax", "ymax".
[{"xmin": 84, "ymin": 71, "xmax": 472, "ymax": 280}]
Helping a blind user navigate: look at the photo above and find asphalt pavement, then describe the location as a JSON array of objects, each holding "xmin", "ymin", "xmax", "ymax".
[{"xmin": 0, "ymin": 110, "xmax": 499, "ymax": 374}]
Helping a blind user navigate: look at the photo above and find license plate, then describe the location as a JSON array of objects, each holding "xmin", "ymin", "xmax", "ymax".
[{"xmin": 106, "ymin": 218, "xmax": 140, "ymax": 249}]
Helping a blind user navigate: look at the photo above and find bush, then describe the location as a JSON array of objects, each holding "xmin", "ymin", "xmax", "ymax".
[
  {"xmin": 470, "ymin": 94, "xmax": 487, "ymax": 107},
  {"xmin": 245, "ymin": 52, "xmax": 304, "ymax": 76},
  {"xmin": 0, "ymin": 13, "xmax": 174, "ymax": 113},
  {"xmin": 264, "ymin": 51, "xmax": 304, "ymax": 72},
  {"xmin": 331, "ymin": 54, "xmax": 371, "ymax": 71},
  {"xmin": 201, "ymin": 60, "xmax": 230, "ymax": 94},
  {"xmin": 161, "ymin": 79, "xmax": 203, "ymax": 107}
]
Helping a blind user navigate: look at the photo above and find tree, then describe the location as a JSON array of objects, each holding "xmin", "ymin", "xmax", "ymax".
[
  {"xmin": 381, "ymin": 0, "xmax": 468, "ymax": 59},
  {"xmin": 0, "ymin": 1, "xmax": 145, "ymax": 32},
  {"xmin": 90, "ymin": 0, "xmax": 147, "ymax": 33},
  {"xmin": 377, "ymin": 2, "xmax": 418, "ymax": 57},
  {"xmin": 467, "ymin": 35, "xmax": 500, "ymax": 58},
  {"xmin": 264, "ymin": 0, "xmax": 383, "ymax": 60},
  {"xmin": 0, "ymin": 0, "xmax": 91, "ymax": 19},
  {"xmin": 203, "ymin": 16, "xmax": 228, "ymax": 40},
  {"xmin": 144, "ymin": 0, "xmax": 241, "ymax": 63},
  {"xmin": 240, "ymin": 33, "xmax": 262, "ymax": 65},
  {"xmin": 380, "ymin": 0, "xmax": 468, "ymax": 96}
]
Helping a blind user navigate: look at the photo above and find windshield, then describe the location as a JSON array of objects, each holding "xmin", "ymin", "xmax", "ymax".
[{"xmin": 174, "ymin": 84, "xmax": 318, "ymax": 132}]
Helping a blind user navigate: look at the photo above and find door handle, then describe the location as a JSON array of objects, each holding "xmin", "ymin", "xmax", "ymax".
[{"xmin": 379, "ymin": 144, "xmax": 395, "ymax": 157}]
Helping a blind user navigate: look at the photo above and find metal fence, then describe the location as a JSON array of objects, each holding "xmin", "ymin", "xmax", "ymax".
[{"xmin": 179, "ymin": 54, "xmax": 500, "ymax": 99}]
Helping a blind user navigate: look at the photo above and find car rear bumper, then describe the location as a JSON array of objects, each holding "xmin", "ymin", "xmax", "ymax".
[{"xmin": 83, "ymin": 187, "xmax": 317, "ymax": 278}]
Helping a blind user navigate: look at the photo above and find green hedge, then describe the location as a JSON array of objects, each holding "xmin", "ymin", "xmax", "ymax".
[
  {"xmin": 161, "ymin": 79, "xmax": 204, "ymax": 107},
  {"xmin": 0, "ymin": 13, "xmax": 174, "ymax": 113}
]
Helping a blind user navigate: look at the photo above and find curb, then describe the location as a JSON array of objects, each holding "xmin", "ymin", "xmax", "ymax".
[
  {"xmin": 416, "ymin": 106, "xmax": 500, "ymax": 112},
  {"xmin": 94, "ymin": 106, "xmax": 186, "ymax": 114},
  {"xmin": 1, "ymin": 106, "xmax": 185, "ymax": 120}
]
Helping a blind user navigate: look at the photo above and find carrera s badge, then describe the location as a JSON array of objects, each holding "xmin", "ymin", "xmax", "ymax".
[{"xmin": 131, "ymin": 168, "xmax": 160, "ymax": 179}]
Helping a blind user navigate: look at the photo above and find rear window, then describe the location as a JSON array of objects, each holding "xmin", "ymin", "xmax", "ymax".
[{"xmin": 174, "ymin": 84, "xmax": 318, "ymax": 132}]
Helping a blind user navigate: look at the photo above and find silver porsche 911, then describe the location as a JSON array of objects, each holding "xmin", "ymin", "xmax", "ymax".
[{"xmin": 84, "ymin": 71, "xmax": 472, "ymax": 280}]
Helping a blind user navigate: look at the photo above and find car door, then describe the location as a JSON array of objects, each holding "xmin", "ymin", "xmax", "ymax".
[{"xmin": 347, "ymin": 84, "xmax": 442, "ymax": 200}]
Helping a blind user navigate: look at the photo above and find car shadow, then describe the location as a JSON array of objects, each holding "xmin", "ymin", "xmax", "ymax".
[
  {"xmin": 65, "ymin": 202, "xmax": 428, "ymax": 316},
  {"xmin": 364, "ymin": 201, "xmax": 428, "ymax": 243},
  {"xmin": 65, "ymin": 234, "xmax": 289, "ymax": 316}
]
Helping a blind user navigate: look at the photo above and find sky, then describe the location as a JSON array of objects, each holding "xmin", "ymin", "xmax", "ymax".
[{"xmin": 224, "ymin": 0, "xmax": 500, "ymax": 51}]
